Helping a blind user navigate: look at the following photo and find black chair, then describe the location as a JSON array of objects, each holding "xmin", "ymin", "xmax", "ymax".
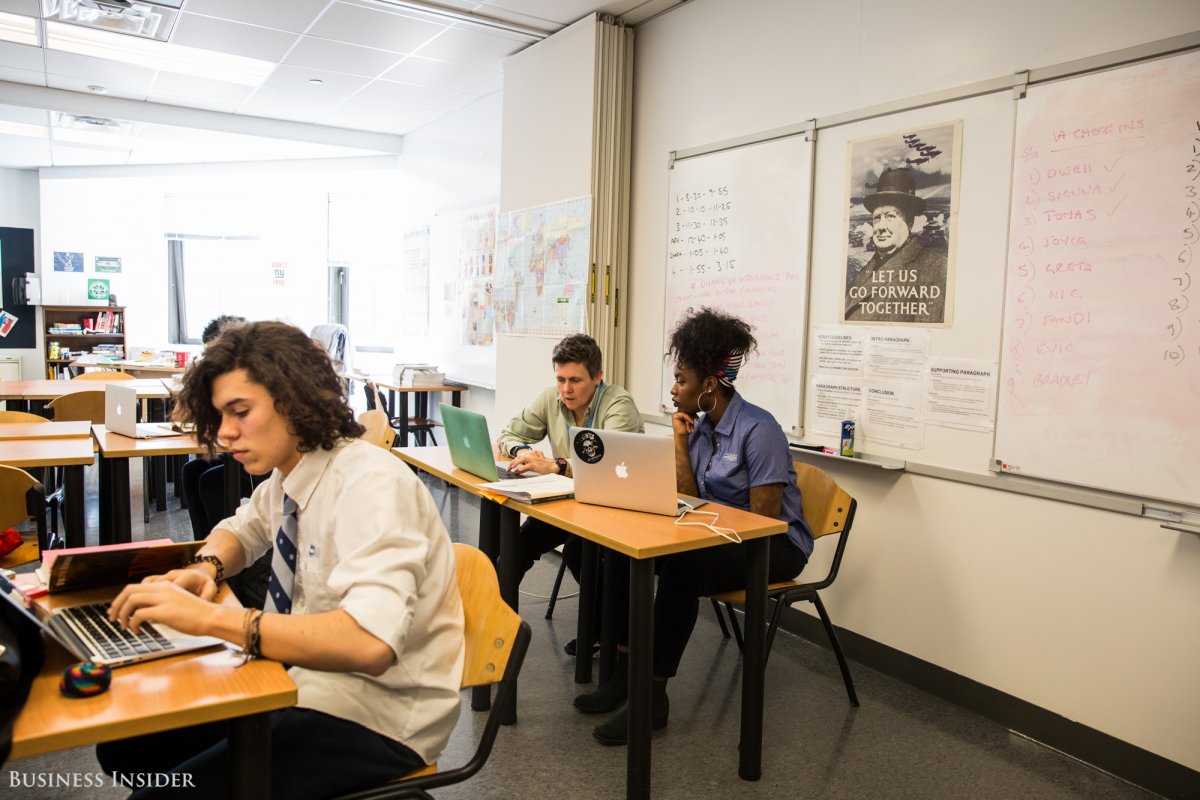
[
  {"xmin": 335, "ymin": 543, "xmax": 530, "ymax": 800},
  {"xmin": 707, "ymin": 462, "xmax": 860, "ymax": 706}
]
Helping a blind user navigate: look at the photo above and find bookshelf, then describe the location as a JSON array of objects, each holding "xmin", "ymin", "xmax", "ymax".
[{"xmin": 43, "ymin": 305, "xmax": 126, "ymax": 379}]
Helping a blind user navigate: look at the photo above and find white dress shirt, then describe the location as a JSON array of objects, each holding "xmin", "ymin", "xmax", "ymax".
[{"xmin": 219, "ymin": 438, "xmax": 465, "ymax": 764}]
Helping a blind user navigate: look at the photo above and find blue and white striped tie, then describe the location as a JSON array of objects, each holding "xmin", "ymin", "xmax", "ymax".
[{"xmin": 265, "ymin": 494, "xmax": 298, "ymax": 615}]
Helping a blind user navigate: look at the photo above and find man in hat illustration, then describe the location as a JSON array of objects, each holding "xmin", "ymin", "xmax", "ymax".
[{"xmin": 845, "ymin": 167, "xmax": 948, "ymax": 324}]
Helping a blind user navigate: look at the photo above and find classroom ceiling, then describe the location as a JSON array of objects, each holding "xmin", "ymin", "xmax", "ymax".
[{"xmin": 0, "ymin": 0, "xmax": 671, "ymax": 169}]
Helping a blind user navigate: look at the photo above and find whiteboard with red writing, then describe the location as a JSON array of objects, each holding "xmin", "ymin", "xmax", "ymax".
[{"xmin": 994, "ymin": 49, "xmax": 1200, "ymax": 505}]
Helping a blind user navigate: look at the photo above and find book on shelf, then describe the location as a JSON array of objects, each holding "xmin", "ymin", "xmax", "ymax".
[
  {"xmin": 94, "ymin": 310, "xmax": 112, "ymax": 333},
  {"xmin": 479, "ymin": 473, "xmax": 575, "ymax": 504}
]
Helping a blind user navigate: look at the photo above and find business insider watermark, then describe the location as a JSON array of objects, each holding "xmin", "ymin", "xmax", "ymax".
[{"xmin": 8, "ymin": 771, "xmax": 196, "ymax": 789}]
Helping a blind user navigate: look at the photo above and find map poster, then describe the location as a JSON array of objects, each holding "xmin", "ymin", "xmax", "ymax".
[{"xmin": 494, "ymin": 196, "xmax": 591, "ymax": 336}]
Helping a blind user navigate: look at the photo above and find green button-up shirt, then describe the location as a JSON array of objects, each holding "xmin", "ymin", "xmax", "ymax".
[{"xmin": 496, "ymin": 383, "xmax": 644, "ymax": 461}]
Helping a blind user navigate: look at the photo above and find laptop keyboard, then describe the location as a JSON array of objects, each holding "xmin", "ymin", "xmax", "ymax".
[
  {"xmin": 62, "ymin": 602, "xmax": 174, "ymax": 660},
  {"xmin": 496, "ymin": 466, "xmax": 523, "ymax": 480}
]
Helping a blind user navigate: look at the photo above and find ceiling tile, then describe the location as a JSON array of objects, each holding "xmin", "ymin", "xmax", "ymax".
[
  {"xmin": 310, "ymin": 2, "xmax": 446, "ymax": 54},
  {"xmin": 481, "ymin": 0, "xmax": 644, "ymax": 26},
  {"xmin": 379, "ymin": 54, "xmax": 499, "ymax": 93},
  {"xmin": 147, "ymin": 90, "xmax": 242, "ymax": 114},
  {"xmin": 355, "ymin": 78, "xmax": 469, "ymax": 112},
  {"xmin": 0, "ymin": 64, "xmax": 45, "ymax": 86},
  {"xmin": 149, "ymin": 72, "xmax": 257, "ymax": 109},
  {"xmin": 50, "ymin": 142, "xmax": 132, "ymax": 167},
  {"xmin": 316, "ymin": 97, "xmax": 442, "ymax": 134},
  {"xmin": 0, "ymin": 133, "xmax": 50, "ymax": 167},
  {"xmin": 172, "ymin": 13, "xmax": 300, "ymax": 62},
  {"xmin": 43, "ymin": 50, "xmax": 157, "ymax": 93},
  {"xmin": 0, "ymin": 102, "xmax": 48, "ymax": 124},
  {"xmin": 282, "ymin": 36, "xmax": 407, "ymax": 78},
  {"xmin": 0, "ymin": 40, "xmax": 46, "ymax": 71},
  {"xmin": 262, "ymin": 64, "xmax": 371, "ymax": 97},
  {"xmin": 180, "ymin": 0, "xmax": 333, "ymax": 35},
  {"xmin": 413, "ymin": 24, "xmax": 527, "ymax": 65},
  {"xmin": 47, "ymin": 72, "xmax": 153, "ymax": 101},
  {"xmin": 237, "ymin": 85, "xmax": 344, "ymax": 123}
]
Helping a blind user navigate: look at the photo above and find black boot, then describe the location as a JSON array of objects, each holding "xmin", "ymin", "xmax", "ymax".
[
  {"xmin": 573, "ymin": 651, "xmax": 628, "ymax": 713},
  {"xmin": 592, "ymin": 689, "xmax": 669, "ymax": 746}
]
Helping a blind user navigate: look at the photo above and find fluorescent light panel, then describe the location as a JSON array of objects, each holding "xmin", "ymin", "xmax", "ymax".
[
  {"xmin": 0, "ymin": 119, "xmax": 48, "ymax": 138},
  {"xmin": 45, "ymin": 20, "xmax": 276, "ymax": 86},
  {"xmin": 0, "ymin": 12, "xmax": 39, "ymax": 46}
]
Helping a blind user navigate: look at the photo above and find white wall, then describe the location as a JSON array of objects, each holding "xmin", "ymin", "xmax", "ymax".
[
  {"xmin": 0, "ymin": 167, "xmax": 40, "ymax": 379},
  {"xmin": 620, "ymin": 0, "xmax": 1200, "ymax": 771}
]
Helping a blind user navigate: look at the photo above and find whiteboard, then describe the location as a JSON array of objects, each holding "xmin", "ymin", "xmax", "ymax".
[
  {"xmin": 994, "ymin": 50, "xmax": 1200, "ymax": 506},
  {"xmin": 660, "ymin": 135, "xmax": 813, "ymax": 434}
]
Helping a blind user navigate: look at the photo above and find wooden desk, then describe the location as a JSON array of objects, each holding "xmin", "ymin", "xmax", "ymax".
[
  {"xmin": 0, "ymin": 437, "xmax": 93, "ymax": 548},
  {"xmin": 91, "ymin": 426, "xmax": 242, "ymax": 545},
  {"xmin": 0, "ymin": 420, "xmax": 92, "ymax": 440},
  {"xmin": 367, "ymin": 378, "xmax": 468, "ymax": 447},
  {"xmin": 392, "ymin": 446, "xmax": 783, "ymax": 800},
  {"xmin": 12, "ymin": 585, "xmax": 297, "ymax": 799}
]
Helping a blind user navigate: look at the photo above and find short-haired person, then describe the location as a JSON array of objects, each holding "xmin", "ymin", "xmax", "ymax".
[
  {"xmin": 97, "ymin": 321, "xmax": 465, "ymax": 799},
  {"xmin": 496, "ymin": 333, "xmax": 643, "ymax": 648},
  {"xmin": 845, "ymin": 167, "xmax": 948, "ymax": 324},
  {"xmin": 577, "ymin": 308, "xmax": 812, "ymax": 745}
]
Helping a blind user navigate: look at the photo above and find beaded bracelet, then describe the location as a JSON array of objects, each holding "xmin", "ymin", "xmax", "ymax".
[
  {"xmin": 239, "ymin": 609, "xmax": 264, "ymax": 666},
  {"xmin": 187, "ymin": 554, "xmax": 224, "ymax": 583}
]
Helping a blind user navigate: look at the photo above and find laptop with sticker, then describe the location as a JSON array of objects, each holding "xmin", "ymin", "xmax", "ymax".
[
  {"xmin": 440, "ymin": 403, "xmax": 526, "ymax": 481},
  {"xmin": 569, "ymin": 428, "xmax": 703, "ymax": 516},
  {"xmin": 105, "ymin": 383, "xmax": 184, "ymax": 439}
]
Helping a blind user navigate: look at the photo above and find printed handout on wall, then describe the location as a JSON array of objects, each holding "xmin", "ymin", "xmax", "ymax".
[
  {"xmin": 456, "ymin": 208, "xmax": 497, "ymax": 346},
  {"xmin": 842, "ymin": 122, "xmax": 961, "ymax": 326},
  {"xmin": 402, "ymin": 226, "xmax": 431, "ymax": 338}
]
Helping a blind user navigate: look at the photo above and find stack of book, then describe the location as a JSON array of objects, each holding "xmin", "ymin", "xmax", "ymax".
[
  {"xmin": 394, "ymin": 364, "xmax": 445, "ymax": 387},
  {"xmin": 48, "ymin": 323, "xmax": 83, "ymax": 335}
]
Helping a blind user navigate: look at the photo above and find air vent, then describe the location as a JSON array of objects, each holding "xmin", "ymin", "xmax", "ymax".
[{"xmin": 41, "ymin": 0, "xmax": 184, "ymax": 41}]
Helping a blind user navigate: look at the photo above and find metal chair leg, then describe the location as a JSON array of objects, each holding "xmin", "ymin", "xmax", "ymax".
[
  {"xmin": 545, "ymin": 555, "xmax": 568, "ymax": 619},
  {"xmin": 724, "ymin": 601, "xmax": 745, "ymax": 650},
  {"xmin": 711, "ymin": 598, "xmax": 732, "ymax": 639},
  {"xmin": 812, "ymin": 594, "xmax": 858, "ymax": 706}
]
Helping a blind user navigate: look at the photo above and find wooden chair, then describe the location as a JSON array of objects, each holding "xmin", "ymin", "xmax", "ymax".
[
  {"xmin": 335, "ymin": 543, "xmax": 531, "ymax": 800},
  {"xmin": 707, "ymin": 461, "xmax": 860, "ymax": 706},
  {"xmin": 359, "ymin": 409, "xmax": 395, "ymax": 450},
  {"xmin": 46, "ymin": 390, "xmax": 106, "ymax": 423},
  {"xmin": 71, "ymin": 370, "xmax": 133, "ymax": 380},
  {"xmin": 0, "ymin": 411, "xmax": 49, "ymax": 423},
  {"xmin": 0, "ymin": 465, "xmax": 49, "ymax": 568},
  {"xmin": 363, "ymin": 382, "xmax": 439, "ymax": 447}
]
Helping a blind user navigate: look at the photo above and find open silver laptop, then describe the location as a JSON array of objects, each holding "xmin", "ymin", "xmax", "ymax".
[
  {"xmin": 105, "ymin": 383, "xmax": 183, "ymax": 438},
  {"xmin": 0, "ymin": 573, "xmax": 225, "ymax": 667},
  {"xmin": 569, "ymin": 428, "xmax": 703, "ymax": 516}
]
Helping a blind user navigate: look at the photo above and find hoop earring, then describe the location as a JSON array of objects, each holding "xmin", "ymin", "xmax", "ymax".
[{"xmin": 698, "ymin": 388, "xmax": 717, "ymax": 415}]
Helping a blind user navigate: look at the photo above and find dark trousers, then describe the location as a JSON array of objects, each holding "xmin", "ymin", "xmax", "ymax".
[
  {"xmin": 180, "ymin": 455, "xmax": 270, "ymax": 610},
  {"xmin": 518, "ymin": 517, "xmax": 584, "ymax": 582},
  {"xmin": 608, "ymin": 534, "xmax": 807, "ymax": 678},
  {"xmin": 95, "ymin": 707, "xmax": 424, "ymax": 800}
]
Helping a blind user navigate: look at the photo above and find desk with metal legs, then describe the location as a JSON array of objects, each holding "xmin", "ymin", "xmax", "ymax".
[
  {"xmin": 392, "ymin": 446, "xmax": 783, "ymax": 799},
  {"xmin": 0, "ymin": 437, "xmax": 93, "ymax": 548},
  {"xmin": 367, "ymin": 379, "xmax": 468, "ymax": 447},
  {"xmin": 91, "ymin": 426, "xmax": 243, "ymax": 545}
]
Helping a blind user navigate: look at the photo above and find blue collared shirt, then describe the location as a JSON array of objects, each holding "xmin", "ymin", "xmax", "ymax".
[{"xmin": 689, "ymin": 393, "xmax": 813, "ymax": 556}]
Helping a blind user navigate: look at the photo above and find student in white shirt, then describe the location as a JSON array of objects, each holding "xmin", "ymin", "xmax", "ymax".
[{"xmin": 98, "ymin": 321, "xmax": 465, "ymax": 799}]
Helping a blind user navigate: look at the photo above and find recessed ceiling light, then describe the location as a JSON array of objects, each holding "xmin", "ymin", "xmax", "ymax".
[
  {"xmin": 308, "ymin": 78, "xmax": 324, "ymax": 85},
  {"xmin": 41, "ymin": 0, "xmax": 183, "ymax": 42},
  {"xmin": 86, "ymin": 84, "xmax": 109, "ymax": 93},
  {"xmin": 45, "ymin": 21, "xmax": 275, "ymax": 86},
  {"xmin": 0, "ymin": 11, "xmax": 39, "ymax": 46}
]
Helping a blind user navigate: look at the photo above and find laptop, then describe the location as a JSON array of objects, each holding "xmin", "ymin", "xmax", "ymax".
[
  {"xmin": 0, "ymin": 572, "xmax": 226, "ymax": 668},
  {"xmin": 105, "ymin": 383, "xmax": 184, "ymax": 438},
  {"xmin": 440, "ymin": 403, "xmax": 526, "ymax": 481},
  {"xmin": 569, "ymin": 428, "xmax": 703, "ymax": 516}
]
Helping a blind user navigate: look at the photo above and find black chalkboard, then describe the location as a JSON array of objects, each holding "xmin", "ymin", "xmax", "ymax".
[{"xmin": 0, "ymin": 227, "xmax": 36, "ymax": 349}]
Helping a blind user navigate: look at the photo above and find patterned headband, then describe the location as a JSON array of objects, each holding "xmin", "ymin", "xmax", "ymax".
[{"xmin": 714, "ymin": 349, "xmax": 746, "ymax": 388}]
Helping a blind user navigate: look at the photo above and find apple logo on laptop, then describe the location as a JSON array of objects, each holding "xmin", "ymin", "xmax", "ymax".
[
  {"xmin": 614, "ymin": 462, "xmax": 628, "ymax": 479},
  {"xmin": 116, "ymin": 402, "xmax": 124, "ymax": 417},
  {"xmin": 462, "ymin": 435, "xmax": 471, "ymax": 449}
]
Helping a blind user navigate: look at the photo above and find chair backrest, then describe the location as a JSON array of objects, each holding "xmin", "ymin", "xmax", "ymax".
[
  {"xmin": 453, "ymin": 542, "xmax": 525, "ymax": 689},
  {"xmin": 71, "ymin": 371, "xmax": 133, "ymax": 381},
  {"xmin": 794, "ymin": 461, "xmax": 857, "ymax": 590},
  {"xmin": 47, "ymin": 390, "xmax": 106, "ymax": 424},
  {"xmin": 0, "ymin": 465, "xmax": 42, "ymax": 531},
  {"xmin": 0, "ymin": 411, "xmax": 48, "ymax": 424},
  {"xmin": 358, "ymin": 409, "xmax": 395, "ymax": 450}
]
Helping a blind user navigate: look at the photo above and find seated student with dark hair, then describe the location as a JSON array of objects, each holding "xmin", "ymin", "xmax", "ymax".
[
  {"xmin": 495, "ymin": 333, "xmax": 643, "ymax": 652},
  {"xmin": 98, "ymin": 321, "xmax": 465, "ymax": 799},
  {"xmin": 578, "ymin": 307, "xmax": 812, "ymax": 745}
]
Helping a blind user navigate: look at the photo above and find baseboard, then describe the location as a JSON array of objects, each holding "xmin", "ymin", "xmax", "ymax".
[{"xmin": 772, "ymin": 605, "xmax": 1198, "ymax": 799}]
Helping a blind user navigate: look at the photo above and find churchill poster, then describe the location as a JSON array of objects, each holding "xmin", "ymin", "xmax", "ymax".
[{"xmin": 842, "ymin": 122, "xmax": 961, "ymax": 326}]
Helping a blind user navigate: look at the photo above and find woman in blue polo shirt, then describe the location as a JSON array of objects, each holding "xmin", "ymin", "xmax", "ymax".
[{"xmin": 576, "ymin": 307, "xmax": 812, "ymax": 745}]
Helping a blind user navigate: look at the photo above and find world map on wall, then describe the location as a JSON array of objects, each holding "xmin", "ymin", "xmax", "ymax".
[{"xmin": 494, "ymin": 196, "xmax": 591, "ymax": 335}]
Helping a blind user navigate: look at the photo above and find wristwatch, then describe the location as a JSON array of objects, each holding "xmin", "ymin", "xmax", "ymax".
[
  {"xmin": 510, "ymin": 444, "xmax": 532, "ymax": 458},
  {"xmin": 555, "ymin": 457, "xmax": 568, "ymax": 476}
]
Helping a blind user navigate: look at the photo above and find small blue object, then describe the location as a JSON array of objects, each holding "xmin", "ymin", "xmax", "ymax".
[{"xmin": 60, "ymin": 660, "xmax": 112, "ymax": 698}]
